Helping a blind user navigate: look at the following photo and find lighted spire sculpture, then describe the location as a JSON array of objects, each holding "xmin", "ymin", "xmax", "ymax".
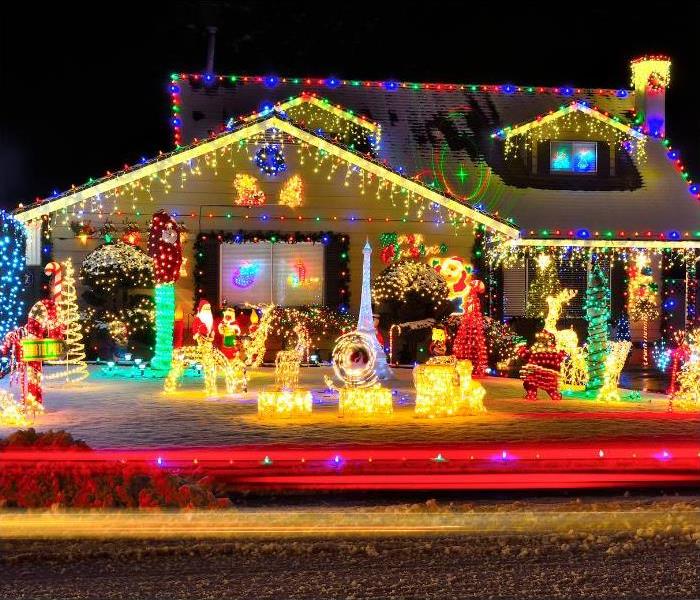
[{"xmin": 358, "ymin": 239, "xmax": 393, "ymax": 380}]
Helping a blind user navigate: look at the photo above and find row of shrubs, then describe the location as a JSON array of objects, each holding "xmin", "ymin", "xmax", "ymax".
[{"xmin": 0, "ymin": 430, "xmax": 229, "ymax": 509}]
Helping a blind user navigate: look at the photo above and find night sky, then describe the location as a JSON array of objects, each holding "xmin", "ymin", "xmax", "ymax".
[{"xmin": 2, "ymin": 2, "xmax": 699, "ymax": 210}]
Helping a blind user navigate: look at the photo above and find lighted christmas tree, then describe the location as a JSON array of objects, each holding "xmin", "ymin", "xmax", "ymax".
[
  {"xmin": 585, "ymin": 265, "xmax": 610, "ymax": 392},
  {"xmin": 0, "ymin": 211, "xmax": 26, "ymax": 340},
  {"xmin": 148, "ymin": 211, "xmax": 182, "ymax": 372},
  {"xmin": 627, "ymin": 254, "xmax": 659, "ymax": 368},
  {"xmin": 526, "ymin": 254, "xmax": 561, "ymax": 319},
  {"xmin": 45, "ymin": 258, "xmax": 89, "ymax": 383},
  {"xmin": 452, "ymin": 279, "xmax": 488, "ymax": 377}
]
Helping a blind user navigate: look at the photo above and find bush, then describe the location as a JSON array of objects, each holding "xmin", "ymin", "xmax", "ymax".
[
  {"xmin": 0, "ymin": 428, "xmax": 90, "ymax": 450},
  {"xmin": 0, "ymin": 462, "xmax": 227, "ymax": 509}
]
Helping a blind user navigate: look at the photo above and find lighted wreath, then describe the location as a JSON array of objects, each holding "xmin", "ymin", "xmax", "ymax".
[{"xmin": 254, "ymin": 144, "xmax": 287, "ymax": 176}]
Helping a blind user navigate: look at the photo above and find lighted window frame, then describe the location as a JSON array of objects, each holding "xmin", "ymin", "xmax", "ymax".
[{"xmin": 550, "ymin": 141, "xmax": 597, "ymax": 174}]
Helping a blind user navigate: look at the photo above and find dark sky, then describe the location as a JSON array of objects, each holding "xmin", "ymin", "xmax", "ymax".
[{"xmin": 2, "ymin": 1, "xmax": 699, "ymax": 210}]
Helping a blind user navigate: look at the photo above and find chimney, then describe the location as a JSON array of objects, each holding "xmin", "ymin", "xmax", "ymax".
[
  {"xmin": 630, "ymin": 55, "xmax": 671, "ymax": 138},
  {"xmin": 205, "ymin": 26, "xmax": 218, "ymax": 74}
]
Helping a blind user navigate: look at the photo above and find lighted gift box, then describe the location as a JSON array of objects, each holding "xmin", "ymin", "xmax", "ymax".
[
  {"xmin": 338, "ymin": 385, "xmax": 393, "ymax": 418},
  {"xmin": 414, "ymin": 358, "xmax": 486, "ymax": 417},
  {"xmin": 258, "ymin": 388, "xmax": 313, "ymax": 418}
]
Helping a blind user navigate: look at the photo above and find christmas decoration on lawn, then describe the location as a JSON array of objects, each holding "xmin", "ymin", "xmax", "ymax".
[
  {"xmin": 544, "ymin": 289, "xmax": 588, "ymax": 390},
  {"xmin": 165, "ymin": 299, "xmax": 241, "ymax": 396},
  {"xmin": 279, "ymin": 174, "xmax": 303, "ymax": 208},
  {"xmin": 327, "ymin": 331, "xmax": 393, "ymax": 418},
  {"xmin": 585, "ymin": 265, "xmax": 610, "ymax": 393},
  {"xmin": 217, "ymin": 307, "xmax": 241, "ymax": 360},
  {"xmin": 43, "ymin": 258, "xmax": 88, "ymax": 383},
  {"xmin": 378, "ymin": 232, "xmax": 447, "ymax": 266},
  {"xmin": 596, "ymin": 341, "xmax": 632, "ymax": 402},
  {"xmin": 165, "ymin": 303, "xmax": 274, "ymax": 397},
  {"xmin": 372, "ymin": 260, "xmax": 451, "ymax": 325},
  {"xmin": 121, "ymin": 222, "xmax": 142, "ymax": 246},
  {"xmin": 627, "ymin": 254, "xmax": 659, "ymax": 369},
  {"xmin": 429, "ymin": 326, "xmax": 447, "ymax": 356},
  {"xmin": 414, "ymin": 356, "xmax": 486, "ymax": 417},
  {"xmin": 667, "ymin": 330, "xmax": 692, "ymax": 395},
  {"xmin": 254, "ymin": 144, "xmax": 287, "ymax": 176},
  {"xmin": 258, "ymin": 325, "xmax": 312, "ymax": 418},
  {"xmin": 358, "ymin": 240, "xmax": 392, "ymax": 380},
  {"xmin": 1, "ymin": 262, "xmax": 65, "ymax": 425},
  {"xmin": 80, "ymin": 241, "xmax": 153, "ymax": 295},
  {"xmin": 483, "ymin": 317, "xmax": 526, "ymax": 374},
  {"xmin": 526, "ymin": 254, "xmax": 562, "ymax": 319},
  {"xmin": 233, "ymin": 173, "xmax": 266, "ymax": 206},
  {"xmin": 518, "ymin": 331, "xmax": 567, "ymax": 401},
  {"xmin": 431, "ymin": 256, "xmax": 473, "ymax": 314},
  {"xmin": 669, "ymin": 328, "xmax": 700, "ymax": 410},
  {"xmin": 148, "ymin": 211, "xmax": 182, "ymax": 372},
  {"xmin": 452, "ymin": 278, "xmax": 488, "ymax": 377},
  {"xmin": 0, "ymin": 211, "xmax": 26, "ymax": 341}
]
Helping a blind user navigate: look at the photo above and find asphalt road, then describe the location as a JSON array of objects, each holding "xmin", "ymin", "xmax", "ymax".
[{"xmin": 2, "ymin": 530, "xmax": 698, "ymax": 599}]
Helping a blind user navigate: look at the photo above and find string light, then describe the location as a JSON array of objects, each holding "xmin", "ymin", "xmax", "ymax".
[
  {"xmin": 234, "ymin": 173, "xmax": 266, "ymax": 206},
  {"xmin": 414, "ymin": 356, "xmax": 486, "ymax": 417},
  {"xmin": 80, "ymin": 241, "xmax": 153, "ymax": 294},
  {"xmin": 584, "ymin": 265, "xmax": 610, "ymax": 392},
  {"xmin": 526, "ymin": 254, "xmax": 562, "ymax": 319},
  {"xmin": 0, "ymin": 211, "xmax": 26, "ymax": 340},
  {"xmin": 148, "ymin": 211, "xmax": 182, "ymax": 371},
  {"xmin": 279, "ymin": 174, "xmax": 303, "ymax": 208}
]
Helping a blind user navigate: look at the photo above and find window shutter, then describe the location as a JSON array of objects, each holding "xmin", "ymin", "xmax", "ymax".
[{"xmin": 503, "ymin": 265, "xmax": 527, "ymax": 317}]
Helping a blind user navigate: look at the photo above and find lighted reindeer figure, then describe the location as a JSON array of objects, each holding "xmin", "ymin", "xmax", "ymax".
[
  {"xmin": 274, "ymin": 325, "xmax": 309, "ymax": 390},
  {"xmin": 544, "ymin": 289, "xmax": 588, "ymax": 390},
  {"xmin": 164, "ymin": 305, "xmax": 274, "ymax": 396}
]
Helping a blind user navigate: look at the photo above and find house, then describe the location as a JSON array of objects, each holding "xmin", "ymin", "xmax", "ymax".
[{"xmin": 11, "ymin": 56, "xmax": 698, "ymax": 356}]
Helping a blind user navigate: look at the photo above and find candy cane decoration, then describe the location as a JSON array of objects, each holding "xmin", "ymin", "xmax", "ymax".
[{"xmin": 44, "ymin": 261, "xmax": 62, "ymax": 314}]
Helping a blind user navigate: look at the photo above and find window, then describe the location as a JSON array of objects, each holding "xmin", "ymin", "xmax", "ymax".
[
  {"xmin": 220, "ymin": 242, "xmax": 324, "ymax": 306},
  {"xmin": 550, "ymin": 141, "xmax": 597, "ymax": 173}
]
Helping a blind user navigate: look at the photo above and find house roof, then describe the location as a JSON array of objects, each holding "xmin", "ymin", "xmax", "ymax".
[
  {"xmin": 13, "ymin": 101, "xmax": 518, "ymax": 238},
  {"xmin": 171, "ymin": 74, "xmax": 700, "ymax": 246}
]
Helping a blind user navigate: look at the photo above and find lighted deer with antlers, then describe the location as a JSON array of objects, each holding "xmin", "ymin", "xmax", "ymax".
[{"xmin": 544, "ymin": 289, "xmax": 588, "ymax": 390}]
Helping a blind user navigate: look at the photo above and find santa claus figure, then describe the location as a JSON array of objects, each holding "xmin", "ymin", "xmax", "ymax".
[
  {"xmin": 192, "ymin": 300, "xmax": 214, "ymax": 342},
  {"xmin": 217, "ymin": 307, "xmax": 241, "ymax": 360}
]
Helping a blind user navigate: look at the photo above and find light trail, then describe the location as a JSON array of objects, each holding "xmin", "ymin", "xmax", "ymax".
[{"xmin": 1, "ymin": 509, "xmax": 698, "ymax": 539}]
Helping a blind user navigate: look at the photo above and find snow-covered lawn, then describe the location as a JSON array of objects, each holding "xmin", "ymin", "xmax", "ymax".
[{"xmin": 1, "ymin": 366, "xmax": 696, "ymax": 448}]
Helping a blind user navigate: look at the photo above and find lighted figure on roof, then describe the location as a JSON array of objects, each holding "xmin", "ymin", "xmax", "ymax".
[
  {"xmin": 255, "ymin": 144, "xmax": 287, "ymax": 176},
  {"xmin": 148, "ymin": 210, "xmax": 182, "ymax": 372},
  {"xmin": 233, "ymin": 174, "xmax": 266, "ymax": 207}
]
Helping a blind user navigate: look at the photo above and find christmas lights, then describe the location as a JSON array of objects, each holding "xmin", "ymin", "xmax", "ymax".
[
  {"xmin": 596, "ymin": 341, "xmax": 632, "ymax": 402},
  {"xmin": 330, "ymin": 331, "xmax": 393, "ymax": 417},
  {"xmin": 234, "ymin": 173, "xmax": 266, "ymax": 206},
  {"xmin": 495, "ymin": 101, "xmax": 647, "ymax": 164},
  {"xmin": 585, "ymin": 265, "xmax": 610, "ymax": 392},
  {"xmin": 148, "ymin": 211, "xmax": 182, "ymax": 372},
  {"xmin": 0, "ymin": 212, "xmax": 26, "ymax": 341},
  {"xmin": 627, "ymin": 254, "xmax": 659, "ymax": 369},
  {"xmin": 254, "ymin": 144, "xmax": 287, "ymax": 176},
  {"xmin": 80, "ymin": 241, "xmax": 153, "ymax": 294},
  {"xmin": 279, "ymin": 174, "xmax": 303, "ymax": 208},
  {"xmin": 451, "ymin": 279, "xmax": 488, "ymax": 377},
  {"xmin": 519, "ymin": 331, "xmax": 567, "ymax": 401},
  {"xmin": 43, "ymin": 258, "xmax": 89, "ymax": 383},
  {"xmin": 526, "ymin": 254, "xmax": 562, "ymax": 319},
  {"xmin": 258, "ymin": 326, "xmax": 312, "ymax": 418},
  {"xmin": 414, "ymin": 356, "xmax": 486, "ymax": 417},
  {"xmin": 670, "ymin": 329, "xmax": 700, "ymax": 410}
]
